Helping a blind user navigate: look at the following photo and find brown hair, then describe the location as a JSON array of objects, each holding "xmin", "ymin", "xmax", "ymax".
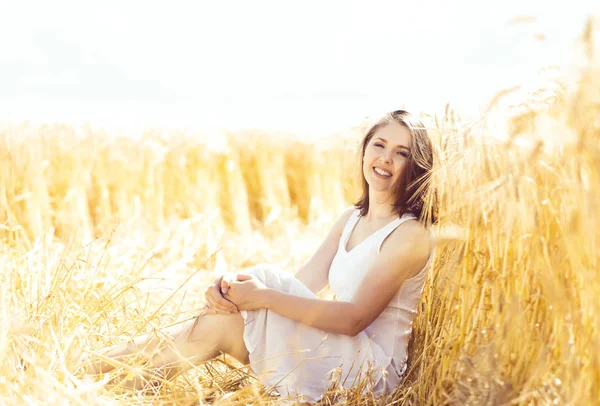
[{"xmin": 354, "ymin": 110, "xmax": 437, "ymax": 224}]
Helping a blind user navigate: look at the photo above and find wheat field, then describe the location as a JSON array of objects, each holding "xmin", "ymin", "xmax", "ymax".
[{"xmin": 1, "ymin": 19, "xmax": 599, "ymax": 406}]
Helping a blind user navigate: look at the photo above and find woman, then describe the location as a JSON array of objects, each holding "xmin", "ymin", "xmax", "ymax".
[{"xmin": 86, "ymin": 110, "xmax": 437, "ymax": 403}]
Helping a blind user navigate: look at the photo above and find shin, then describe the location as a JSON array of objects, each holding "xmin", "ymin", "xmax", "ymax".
[{"xmin": 84, "ymin": 312, "xmax": 248, "ymax": 389}]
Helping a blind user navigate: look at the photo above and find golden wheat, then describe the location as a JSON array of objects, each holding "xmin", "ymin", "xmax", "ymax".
[{"xmin": 1, "ymin": 17, "xmax": 599, "ymax": 406}]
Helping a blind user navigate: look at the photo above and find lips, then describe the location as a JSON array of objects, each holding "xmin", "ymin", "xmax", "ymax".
[{"xmin": 373, "ymin": 166, "xmax": 392, "ymax": 178}]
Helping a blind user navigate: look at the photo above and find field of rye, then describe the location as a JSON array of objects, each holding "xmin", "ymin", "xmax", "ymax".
[{"xmin": 1, "ymin": 21, "xmax": 599, "ymax": 406}]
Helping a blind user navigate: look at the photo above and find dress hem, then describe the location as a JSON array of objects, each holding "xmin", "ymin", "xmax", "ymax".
[{"xmin": 240, "ymin": 308, "xmax": 389, "ymax": 404}]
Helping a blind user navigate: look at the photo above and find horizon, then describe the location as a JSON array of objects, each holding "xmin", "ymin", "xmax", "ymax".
[{"xmin": 0, "ymin": 1, "xmax": 595, "ymax": 134}]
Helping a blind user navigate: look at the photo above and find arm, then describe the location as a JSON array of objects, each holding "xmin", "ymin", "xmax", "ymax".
[
  {"xmin": 205, "ymin": 206, "xmax": 352, "ymax": 314},
  {"xmin": 294, "ymin": 207, "xmax": 355, "ymax": 294},
  {"xmin": 262, "ymin": 220, "xmax": 432, "ymax": 336}
]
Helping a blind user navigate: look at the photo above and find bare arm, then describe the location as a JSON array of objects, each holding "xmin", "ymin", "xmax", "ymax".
[
  {"xmin": 294, "ymin": 207, "xmax": 355, "ymax": 294},
  {"xmin": 262, "ymin": 220, "xmax": 432, "ymax": 336},
  {"xmin": 205, "ymin": 207, "xmax": 352, "ymax": 314}
]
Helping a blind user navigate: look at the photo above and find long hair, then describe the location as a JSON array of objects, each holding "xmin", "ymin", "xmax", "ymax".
[{"xmin": 354, "ymin": 110, "xmax": 437, "ymax": 224}]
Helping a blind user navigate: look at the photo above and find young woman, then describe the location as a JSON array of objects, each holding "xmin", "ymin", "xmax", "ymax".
[{"xmin": 86, "ymin": 110, "xmax": 437, "ymax": 403}]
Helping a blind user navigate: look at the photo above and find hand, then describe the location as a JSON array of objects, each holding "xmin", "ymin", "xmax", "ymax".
[
  {"xmin": 223, "ymin": 273, "xmax": 269, "ymax": 311},
  {"xmin": 203, "ymin": 273, "xmax": 239, "ymax": 315}
]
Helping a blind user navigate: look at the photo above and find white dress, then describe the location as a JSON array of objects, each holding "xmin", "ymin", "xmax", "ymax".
[{"xmin": 240, "ymin": 209, "xmax": 433, "ymax": 403}]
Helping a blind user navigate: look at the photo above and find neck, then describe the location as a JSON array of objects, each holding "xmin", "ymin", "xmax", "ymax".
[{"xmin": 365, "ymin": 190, "xmax": 397, "ymax": 221}]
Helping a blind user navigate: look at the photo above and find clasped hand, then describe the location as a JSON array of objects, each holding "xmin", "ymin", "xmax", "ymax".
[{"xmin": 203, "ymin": 272, "xmax": 268, "ymax": 315}]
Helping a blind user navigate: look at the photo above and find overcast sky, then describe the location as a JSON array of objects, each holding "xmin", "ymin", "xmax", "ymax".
[{"xmin": 0, "ymin": 0, "xmax": 595, "ymax": 132}]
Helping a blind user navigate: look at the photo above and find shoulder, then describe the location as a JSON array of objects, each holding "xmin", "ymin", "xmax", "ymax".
[
  {"xmin": 397, "ymin": 217, "xmax": 430, "ymax": 240},
  {"xmin": 339, "ymin": 205, "xmax": 358, "ymax": 223},
  {"xmin": 331, "ymin": 206, "xmax": 357, "ymax": 234},
  {"xmin": 318, "ymin": 206, "xmax": 356, "ymax": 244},
  {"xmin": 380, "ymin": 219, "xmax": 432, "ymax": 271}
]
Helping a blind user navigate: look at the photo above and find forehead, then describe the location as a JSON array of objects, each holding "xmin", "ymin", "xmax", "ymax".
[{"xmin": 373, "ymin": 122, "xmax": 411, "ymax": 147}]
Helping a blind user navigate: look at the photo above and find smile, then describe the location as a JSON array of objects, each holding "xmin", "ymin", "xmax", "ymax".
[{"xmin": 373, "ymin": 167, "xmax": 392, "ymax": 178}]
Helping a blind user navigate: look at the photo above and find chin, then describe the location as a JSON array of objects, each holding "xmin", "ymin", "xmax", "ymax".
[{"xmin": 367, "ymin": 180, "xmax": 393, "ymax": 193}]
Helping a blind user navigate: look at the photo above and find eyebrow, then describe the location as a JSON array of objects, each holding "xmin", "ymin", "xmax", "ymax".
[{"xmin": 374, "ymin": 137, "xmax": 411, "ymax": 151}]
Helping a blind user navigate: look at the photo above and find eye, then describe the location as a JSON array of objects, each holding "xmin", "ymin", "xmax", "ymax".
[
  {"xmin": 374, "ymin": 143, "xmax": 384, "ymax": 148},
  {"xmin": 397, "ymin": 151, "xmax": 408, "ymax": 157}
]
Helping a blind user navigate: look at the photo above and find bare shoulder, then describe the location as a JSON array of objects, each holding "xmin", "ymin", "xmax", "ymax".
[
  {"xmin": 380, "ymin": 219, "xmax": 432, "ymax": 273},
  {"xmin": 331, "ymin": 206, "xmax": 356, "ymax": 234},
  {"xmin": 313, "ymin": 205, "xmax": 356, "ymax": 250}
]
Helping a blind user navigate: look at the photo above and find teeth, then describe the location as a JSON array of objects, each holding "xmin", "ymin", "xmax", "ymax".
[{"xmin": 374, "ymin": 167, "xmax": 391, "ymax": 177}]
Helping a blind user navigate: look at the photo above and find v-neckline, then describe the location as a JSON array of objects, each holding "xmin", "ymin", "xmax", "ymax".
[{"xmin": 343, "ymin": 211, "xmax": 400, "ymax": 254}]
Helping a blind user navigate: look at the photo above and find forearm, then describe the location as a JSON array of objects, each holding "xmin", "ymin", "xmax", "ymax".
[
  {"xmin": 294, "ymin": 264, "xmax": 328, "ymax": 295},
  {"xmin": 262, "ymin": 289, "xmax": 360, "ymax": 336}
]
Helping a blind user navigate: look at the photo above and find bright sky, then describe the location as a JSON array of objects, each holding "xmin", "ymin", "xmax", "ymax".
[{"xmin": 0, "ymin": 0, "xmax": 595, "ymax": 133}]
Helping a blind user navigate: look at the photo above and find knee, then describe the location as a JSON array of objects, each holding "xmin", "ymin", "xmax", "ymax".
[
  {"xmin": 189, "ymin": 313, "xmax": 246, "ymax": 358},
  {"xmin": 185, "ymin": 313, "xmax": 229, "ymax": 352}
]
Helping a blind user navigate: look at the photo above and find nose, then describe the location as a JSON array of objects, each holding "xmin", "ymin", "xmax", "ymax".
[{"xmin": 380, "ymin": 151, "xmax": 392, "ymax": 164}]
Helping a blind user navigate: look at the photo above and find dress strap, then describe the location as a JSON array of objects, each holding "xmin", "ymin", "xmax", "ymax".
[
  {"xmin": 376, "ymin": 213, "xmax": 418, "ymax": 253},
  {"xmin": 339, "ymin": 209, "xmax": 360, "ymax": 249}
]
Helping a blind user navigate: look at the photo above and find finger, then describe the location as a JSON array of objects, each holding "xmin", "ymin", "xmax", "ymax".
[
  {"xmin": 212, "ymin": 283, "xmax": 238, "ymax": 311},
  {"xmin": 210, "ymin": 276, "xmax": 223, "ymax": 292},
  {"xmin": 208, "ymin": 295, "xmax": 235, "ymax": 314},
  {"xmin": 236, "ymin": 273, "xmax": 252, "ymax": 282},
  {"xmin": 207, "ymin": 293, "xmax": 233, "ymax": 313},
  {"xmin": 219, "ymin": 296, "xmax": 238, "ymax": 313},
  {"xmin": 205, "ymin": 282, "xmax": 221, "ymax": 300},
  {"xmin": 223, "ymin": 273, "xmax": 237, "ymax": 292},
  {"xmin": 221, "ymin": 278, "xmax": 230, "ymax": 294},
  {"xmin": 208, "ymin": 279, "xmax": 237, "ymax": 309},
  {"xmin": 203, "ymin": 307, "xmax": 217, "ymax": 315},
  {"xmin": 207, "ymin": 308, "xmax": 228, "ymax": 315},
  {"xmin": 208, "ymin": 307, "xmax": 230, "ymax": 315},
  {"xmin": 205, "ymin": 295, "xmax": 220, "ymax": 311},
  {"xmin": 209, "ymin": 284, "xmax": 222, "ymax": 298},
  {"xmin": 205, "ymin": 302, "xmax": 231, "ymax": 315},
  {"xmin": 209, "ymin": 288, "xmax": 239, "ymax": 313},
  {"xmin": 211, "ymin": 283, "xmax": 226, "ymax": 297},
  {"xmin": 204, "ymin": 285, "xmax": 213, "ymax": 299},
  {"xmin": 223, "ymin": 293, "xmax": 237, "ymax": 310}
]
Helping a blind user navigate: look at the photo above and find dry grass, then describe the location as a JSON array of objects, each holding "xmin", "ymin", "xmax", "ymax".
[{"xmin": 1, "ymin": 17, "xmax": 599, "ymax": 406}]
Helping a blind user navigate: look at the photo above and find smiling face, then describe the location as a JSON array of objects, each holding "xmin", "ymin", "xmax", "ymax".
[
  {"xmin": 354, "ymin": 109, "xmax": 436, "ymax": 223},
  {"xmin": 362, "ymin": 121, "xmax": 412, "ymax": 197}
]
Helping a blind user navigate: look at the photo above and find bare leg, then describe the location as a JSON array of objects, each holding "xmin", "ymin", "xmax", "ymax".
[{"xmin": 85, "ymin": 312, "xmax": 249, "ymax": 389}]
